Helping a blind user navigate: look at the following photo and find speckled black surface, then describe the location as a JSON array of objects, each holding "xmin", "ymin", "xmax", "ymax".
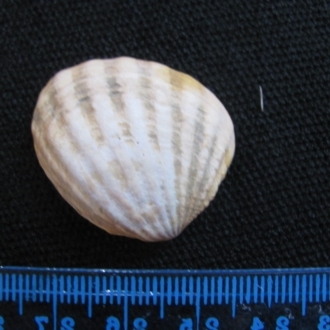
[{"xmin": 1, "ymin": 0, "xmax": 329, "ymax": 269}]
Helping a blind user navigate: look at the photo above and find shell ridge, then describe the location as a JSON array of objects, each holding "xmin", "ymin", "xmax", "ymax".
[
  {"xmin": 72, "ymin": 66, "xmax": 106, "ymax": 144},
  {"xmin": 35, "ymin": 64, "xmax": 139, "ymax": 239},
  {"xmin": 169, "ymin": 69, "xmax": 186, "ymax": 237},
  {"xmin": 206, "ymin": 130, "xmax": 235, "ymax": 200},
  {"xmin": 183, "ymin": 122, "xmax": 220, "ymax": 229},
  {"xmin": 137, "ymin": 62, "xmax": 176, "ymax": 239},
  {"xmin": 33, "ymin": 78, "xmax": 103, "ymax": 221},
  {"xmin": 170, "ymin": 70, "xmax": 209, "ymax": 233},
  {"xmin": 103, "ymin": 61, "xmax": 146, "ymax": 202},
  {"xmin": 183, "ymin": 90, "xmax": 235, "ymax": 226},
  {"xmin": 76, "ymin": 61, "xmax": 155, "ymax": 239},
  {"xmin": 105, "ymin": 59, "xmax": 169, "ymax": 240},
  {"xmin": 104, "ymin": 61, "xmax": 145, "ymax": 185},
  {"xmin": 153, "ymin": 65, "xmax": 182, "ymax": 238},
  {"xmin": 170, "ymin": 73, "xmax": 205, "ymax": 230},
  {"xmin": 182, "ymin": 88, "xmax": 224, "ymax": 226},
  {"xmin": 182, "ymin": 104, "xmax": 207, "ymax": 226},
  {"xmin": 129, "ymin": 60, "xmax": 173, "ymax": 239},
  {"xmin": 62, "ymin": 68, "xmax": 145, "ymax": 238}
]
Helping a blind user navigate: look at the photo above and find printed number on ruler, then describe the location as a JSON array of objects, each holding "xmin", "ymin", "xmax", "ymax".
[
  {"xmin": 3, "ymin": 315, "xmax": 326, "ymax": 330},
  {"xmin": 35, "ymin": 316, "xmax": 75, "ymax": 330},
  {"xmin": 318, "ymin": 315, "xmax": 330, "ymax": 330},
  {"xmin": 106, "ymin": 317, "xmax": 148, "ymax": 330}
]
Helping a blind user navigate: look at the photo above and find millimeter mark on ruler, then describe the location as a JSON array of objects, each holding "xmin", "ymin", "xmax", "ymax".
[{"xmin": 0, "ymin": 267, "xmax": 330, "ymax": 329}]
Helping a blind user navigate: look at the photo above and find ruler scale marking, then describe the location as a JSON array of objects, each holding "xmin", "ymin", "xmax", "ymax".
[
  {"xmin": 253, "ymin": 276, "xmax": 258, "ymax": 303},
  {"xmin": 217, "ymin": 276, "xmax": 222, "ymax": 305},
  {"xmin": 203, "ymin": 276, "xmax": 208, "ymax": 305},
  {"xmin": 88, "ymin": 276, "xmax": 92, "ymax": 317},
  {"xmin": 146, "ymin": 276, "xmax": 150, "ymax": 305},
  {"xmin": 131, "ymin": 275, "xmax": 136, "ymax": 305},
  {"xmin": 19, "ymin": 274, "xmax": 23, "ymax": 315},
  {"xmin": 225, "ymin": 276, "xmax": 229, "ymax": 304},
  {"xmin": 281, "ymin": 275, "xmax": 286, "ymax": 304},
  {"xmin": 246, "ymin": 275, "xmax": 251, "ymax": 303},
  {"xmin": 11, "ymin": 274, "xmax": 16, "ymax": 302},
  {"xmin": 309, "ymin": 274, "xmax": 313, "ymax": 303},
  {"xmin": 4, "ymin": 274, "xmax": 9, "ymax": 302},
  {"xmin": 152, "ymin": 276, "xmax": 157, "ymax": 306},
  {"xmin": 81, "ymin": 275, "xmax": 86, "ymax": 304},
  {"xmin": 181, "ymin": 275, "xmax": 186, "ymax": 305},
  {"xmin": 38, "ymin": 273, "xmax": 42, "ymax": 304},
  {"xmin": 174, "ymin": 276, "xmax": 179, "ymax": 305},
  {"xmin": 195, "ymin": 276, "xmax": 201, "ymax": 330},
  {"xmin": 116, "ymin": 276, "xmax": 121, "ymax": 305},
  {"xmin": 295, "ymin": 274, "xmax": 300, "ymax": 303},
  {"xmin": 189, "ymin": 276, "xmax": 193, "ymax": 306},
  {"xmin": 31, "ymin": 274, "xmax": 37, "ymax": 302},
  {"xmin": 267, "ymin": 275, "xmax": 272, "ymax": 308},
  {"xmin": 73, "ymin": 275, "xmax": 78, "ymax": 304},
  {"xmin": 302, "ymin": 274, "xmax": 307, "ymax": 316},
  {"xmin": 322, "ymin": 274, "xmax": 327, "ymax": 302},
  {"xmin": 109, "ymin": 276, "xmax": 113, "ymax": 305},
  {"xmin": 46, "ymin": 275, "xmax": 50, "ymax": 303},
  {"xmin": 59, "ymin": 275, "xmax": 64, "ymax": 304},
  {"xmin": 210, "ymin": 276, "xmax": 215, "ymax": 305},
  {"xmin": 316, "ymin": 274, "xmax": 321, "ymax": 302},
  {"xmin": 25, "ymin": 274, "xmax": 29, "ymax": 303},
  {"xmin": 102, "ymin": 276, "xmax": 106, "ymax": 305},
  {"xmin": 160, "ymin": 276, "xmax": 165, "ymax": 319},
  {"xmin": 52, "ymin": 274, "xmax": 57, "ymax": 330},
  {"xmin": 138, "ymin": 276, "xmax": 143, "ymax": 306},
  {"xmin": 274, "ymin": 275, "xmax": 279, "ymax": 303},
  {"xmin": 0, "ymin": 267, "xmax": 330, "ymax": 328},
  {"xmin": 232, "ymin": 276, "xmax": 237, "ymax": 317},
  {"xmin": 167, "ymin": 276, "xmax": 172, "ymax": 306},
  {"xmin": 239, "ymin": 276, "xmax": 244, "ymax": 304},
  {"xmin": 289, "ymin": 275, "xmax": 293, "ymax": 303},
  {"xmin": 124, "ymin": 276, "xmax": 128, "ymax": 330},
  {"xmin": 95, "ymin": 275, "xmax": 100, "ymax": 305},
  {"xmin": 260, "ymin": 276, "xmax": 265, "ymax": 304}
]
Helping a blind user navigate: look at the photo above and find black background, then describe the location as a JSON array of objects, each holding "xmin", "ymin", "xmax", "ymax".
[{"xmin": 1, "ymin": 0, "xmax": 329, "ymax": 270}]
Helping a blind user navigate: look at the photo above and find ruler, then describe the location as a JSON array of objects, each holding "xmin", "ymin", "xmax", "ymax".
[{"xmin": 0, "ymin": 267, "xmax": 330, "ymax": 329}]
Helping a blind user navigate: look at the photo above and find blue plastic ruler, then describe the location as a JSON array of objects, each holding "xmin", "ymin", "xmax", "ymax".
[{"xmin": 0, "ymin": 267, "xmax": 330, "ymax": 329}]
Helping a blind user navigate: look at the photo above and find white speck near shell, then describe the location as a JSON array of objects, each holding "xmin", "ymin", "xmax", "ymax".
[{"xmin": 31, "ymin": 57, "xmax": 235, "ymax": 242}]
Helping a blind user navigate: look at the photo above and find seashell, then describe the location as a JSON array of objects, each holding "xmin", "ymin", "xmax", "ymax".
[{"xmin": 31, "ymin": 57, "xmax": 235, "ymax": 242}]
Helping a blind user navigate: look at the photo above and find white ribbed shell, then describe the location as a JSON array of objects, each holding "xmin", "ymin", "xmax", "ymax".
[{"xmin": 32, "ymin": 57, "xmax": 235, "ymax": 242}]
